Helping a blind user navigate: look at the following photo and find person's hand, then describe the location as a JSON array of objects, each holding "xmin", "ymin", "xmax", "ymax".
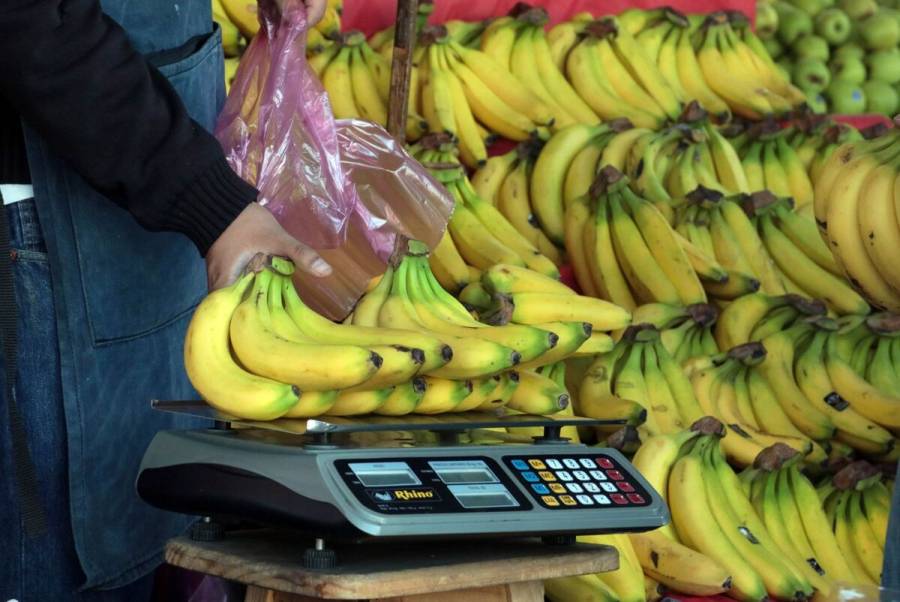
[
  {"xmin": 272, "ymin": 0, "xmax": 327, "ymax": 27},
  {"xmin": 206, "ymin": 202, "xmax": 331, "ymax": 291}
]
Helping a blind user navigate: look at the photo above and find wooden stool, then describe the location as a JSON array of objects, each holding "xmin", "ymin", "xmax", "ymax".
[{"xmin": 165, "ymin": 529, "xmax": 617, "ymax": 602}]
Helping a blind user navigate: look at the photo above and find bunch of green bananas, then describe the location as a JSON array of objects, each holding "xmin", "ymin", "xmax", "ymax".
[
  {"xmin": 633, "ymin": 302, "xmax": 720, "ymax": 365},
  {"xmin": 817, "ymin": 461, "xmax": 894, "ymax": 586},
  {"xmin": 715, "ymin": 292, "xmax": 828, "ymax": 349},
  {"xmin": 577, "ymin": 324, "xmax": 705, "ymax": 438},
  {"xmin": 727, "ymin": 127, "xmax": 816, "ymax": 210},
  {"xmin": 310, "ymin": 32, "xmax": 429, "ymax": 143},
  {"xmin": 668, "ymin": 423, "xmax": 816, "ymax": 600},
  {"xmin": 783, "ymin": 116, "xmax": 863, "ymax": 181},
  {"xmin": 565, "ymin": 166, "xmax": 754, "ymax": 311},
  {"xmin": 741, "ymin": 451, "xmax": 884, "ymax": 593},
  {"xmin": 813, "ymin": 123, "xmax": 900, "ymax": 312}
]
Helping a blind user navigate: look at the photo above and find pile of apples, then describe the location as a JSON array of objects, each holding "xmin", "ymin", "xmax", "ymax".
[{"xmin": 757, "ymin": 0, "xmax": 900, "ymax": 114}]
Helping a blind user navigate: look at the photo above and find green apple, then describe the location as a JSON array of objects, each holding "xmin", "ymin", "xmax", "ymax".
[
  {"xmin": 789, "ymin": 0, "xmax": 828, "ymax": 16},
  {"xmin": 830, "ymin": 56, "xmax": 868, "ymax": 83},
  {"xmin": 775, "ymin": 1, "xmax": 814, "ymax": 44},
  {"xmin": 833, "ymin": 42, "xmax": 866, "ymax": 61},
  {"xmin": 882, "ymin": 7, "xmax": 900, "ymax": 32},
  {"xmin": 838, "ymin": 0, "xmax": 878, "ymax": 19},
  {"xmin": 756, "ymin": 2, "xmax": 781, "ymax": 39},
  {"xmin": 806, "ymin": 91, "xmax": 829, "ymax": 113},
  {"xmin": 867, "ymin": 48, "xmax": 900, "ymax": 83},
  {"xmin": 862, "ymin": 80, "xmax": 900, "ymax": 113},
  {"xmin": 859, "ymin": 13, "xmax": 900, "ymax": 49},
  {"xmin": 814, "ymin": 8, "xmax": 852, "ymax": 44},
  {"xmin": 794, "ymin": 58, "xmax": 832, "ymax": 92},
  {"xmin": 792, "ymin": 34, "xmax": 831, "ymax": 61},
  {"xmin": 763, "ymin": 36, "xmax": 785, "ymax": 58},
  {"xmin": 826, "ymin": 78, "xmax": 868, "ymax": 113}
]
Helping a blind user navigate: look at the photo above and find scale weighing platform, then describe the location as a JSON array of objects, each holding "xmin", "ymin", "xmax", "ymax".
[{"xmin": 137, "ymin": 401, "xmax": 668, "ymax": 561}]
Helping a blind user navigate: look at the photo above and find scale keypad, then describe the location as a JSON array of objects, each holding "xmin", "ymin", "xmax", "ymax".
[{"xmin": 504, "ymin": 454, "xmax": 650, "ymax": 510}]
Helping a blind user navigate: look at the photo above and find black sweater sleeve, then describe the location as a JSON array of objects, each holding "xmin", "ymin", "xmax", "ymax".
[{"xmin": 0, "ymin": 0, "xmax": 257, "ymax": 255}]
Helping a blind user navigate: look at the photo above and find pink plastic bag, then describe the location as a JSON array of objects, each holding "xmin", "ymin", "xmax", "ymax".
[{"xmin": 214, "ymin": 0, "xmax": 358, "ymax": 250}]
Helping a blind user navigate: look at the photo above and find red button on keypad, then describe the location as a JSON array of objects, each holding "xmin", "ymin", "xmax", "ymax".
[
  {"xmin": 607, "ymin": 470, "xmax": 624, "ymax": 480},
  {"xmin": 610, "ymin": 493, "xmax": 628, "ymax": 505},
  {"xmin": 617, "ymin": 482, "xmax": 634, "ymax": 492},
  {"xmin": 627, "ymin": 493, "xmax": 645, "ymax": 504},
  {"xmin": 596, "ymin": 458, "xmax": 614, "ymax": 469}
]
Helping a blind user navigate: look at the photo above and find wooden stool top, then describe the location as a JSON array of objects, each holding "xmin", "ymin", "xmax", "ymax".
[{"xmin": 165, "ymin": 530, "xmax": 618, "ymax": 600}]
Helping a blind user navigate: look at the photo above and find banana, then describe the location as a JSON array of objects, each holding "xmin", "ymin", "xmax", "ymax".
[
  {"xmin": 862, "ymin": 483, "xmax": 891, "ymax": 548},
  {"xmin": 630, "ymin": 530, "xmax": 733, "ymax": 596},
  {"xmin": 415, "ymin": 376, "xmax": 472, "ymax": 414},
  {"xmin": 458, "ymin": 281, "xmax": 491, "ymax": 310},
  {"xmin": 429, "ymin": 230, "xmax": 470, "ymax": 294},
  {"xmin": 834, "ymin": 492, "xmax": 879, "ymax": 586},
  {"xmin": 758, "ymin": 329, "xmax": 836, "ymax": 441},
  {"xmin": 565, "ymin": 196, "xmax": 601, "ymax": 298},
  {"xmin": 578, "ymin": 346, "xmax": 648, "ymax": 427},
  {"xmin": 601, "ymin": 127, "xmax": 651, "ymax": 171},
  {"xmin": 449, "ymin": 39, "xmax": 554, "ymax": 128},
  {"xmin": 745, "ymin": 368, "xmax": 810, "ymax": 442},
  {"xmin": 471, "ymin": 150, "xmax": 517, "ymax": 204},
  {"xmin": 438, "ymin": 48, "xmax": 487, "ymax": 167},
  {"xmin": 576, "ymin": 534, "xmax": 645, "ymax": 602},
  {"xmin": 322, "ymin": 46, "xmax": 360, "ymax": 120},
  {"xmin": 349, "ymin": 45, "xmax": 388, "ymax": 125},
  {"xmin": 453, "ymin": 179, "xmax": 559, "ymax": 278},
  {"xmin": 506, "ymin": 369, "xmax": 569, "ymax": 415},
  {"xmin": 609, "ymin": 189, "xmax": 681, "ymax": 305},
  {"xmin": 794, "ymin": 330, "xmax": 894, "ymax": 455},
  {"xmin": 374, "ymin": 378, "xmax": 427, "ymax": 416},
  {"xmin": 758, "ymin": 213, "xmax": 870, "ymax": 315},
  {"xmin": 494, "ymin": 292, "xmax": 631, "ymax": 332},
  {"xmin": 674, "ymin": 27, "xmax": 731, "ymax": 120},
  {"xmin": 669, "ymin": 444, "xmax": 769, "ymax": 602},
  {"xmin": 741, "ymin": 141, "xmax": 766, "ymax": 192},
  {"xmin": 329, "ymin": 387, "xmax": 393, "ymax": 416},
  {"xmin": 848, "ymin": 490, "xmax": 884, "ymax": 583},
  {"xmin": 184, "ymin": 271, "xmax": 300, "ymax": 420},
  {"xmin": 603, "ymin": 17, "xmax": 683, "ymax": 120},
  {"xmin": 229, "ymin": 270, "xmax": 382, "ymax": 392},
  {"xmin": 770, "ymin": 201, "xmax": 842, "ymax": 278},
  {"xmin": 479, "ymin": 17, "xmax": 520, "ymax": 69},
  {"xmin": 761, "ymin": 140, "xmax": 792, "ymax": 198},
  {"xmin": 715, "ymin": 293, "xmax": 790, "ymax": 349},
  {"xmin": 483, "ymin": 264, "xmax": 573, "ymax": 297},
  {"xmin": 820, "ymin": 134, "xmax": 900, "ymax": 312},
  {"xmin": 701, "ymin": 440, "xmax": 814, "ymax": 600},
  {"xmin": 826, "ymin": 333, "xmax": 900, "ymax": 429},
  {"xmin": 564, "ymin": 136, "xmax": 607, "ymax": 209},
  {"xmin": 571, "ymin": 331, "xmax": 616, "ymax": 357},
  {"xmin": 566, "ymin": 36, "xmax": 662, "ymax": 129},
  {"xmin": 614, "ymin": 341, "xmax": 661, "ymax": 435},
  {"xmin": 509, "ymin": 25, "xmax": 576, "ymax": 129},
  {"xmin": 547, "ymin": 18, "xmax": 585, "ymax": 69},
  {"xmin": 545, "ymin": 575, "xmax": 618, "ymax": 602},
  {"xmin": 674, "ymin": 231, "xmax": 730, "ymax": 285},
  {"xmin": 353, "ymin": 263, "xmax": 394, "ymax": 327},
  {"xmin": 655, "ymin": 341, "xmax": 705, "ymax": 424},
  {"xmin": 776, "ymin": 136, "xmax": 814, "ymax": 209},
  {"xmin": 719, "ymin": 200, "xmax": 785, "ymax": 295},
  {"xmin": 219, "ymin": 0, "xmax": 259, "ymax": 38},
  {"xmin": 857, "ymin": 158, "xmax": 900, "ymax": 293},
  {"xmin": 532, "ymin": 26, "xmax": 601, "ymax": 125},
  {"xmin": 443, "ymin": 49, "xmax": 535, "ymax": 141},
  {"xmin": 696, "ymin": 24, "xmax": 772, "ymax": 119},
  {"xmin": 590, "ymin": 191, "xmax": 639, "ymax": 310},
  {"xmin": 531, "ymin": 123, "xmax": 607, "ymax": 245},
  {"xmin": 448, "ymin": 201, "xmax": 526, "ymax": 270},
  {"xmin": 788, "ymin": 464, "xmax": 859, "ymax": 584},
  {"xmin": 705, "ymin": 124, "xmax": 750, "ymax": 194}
]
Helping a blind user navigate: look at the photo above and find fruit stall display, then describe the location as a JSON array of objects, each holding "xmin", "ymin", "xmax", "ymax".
[
  {"xmin": 757, "ymin": 0, "xmax": 900, "ymax": 114},
  {"xmin": 202, "ymin": 1, "xmax": 898, "ymax": 600}
]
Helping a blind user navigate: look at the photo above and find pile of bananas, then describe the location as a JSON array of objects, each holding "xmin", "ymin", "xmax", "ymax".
[
  {"xmin": 632, "ymin": 302, "xmax": 720, "ymax": 364},
  {"xmin": 813, "ymin": 121, "xmax": 900, "ymax": 312}
]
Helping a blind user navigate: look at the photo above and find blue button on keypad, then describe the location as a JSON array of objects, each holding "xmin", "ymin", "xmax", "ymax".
[
  {"xmin": 511, "ymin": 459, "xmax": 529, "ymax": 470},
  {"xmin": 532, "ymin": 484, "xmax": 550, "ymax": 494},
  {"xmin": 522, "ymin": 471, "xmax": 539, "ymax": 482}
]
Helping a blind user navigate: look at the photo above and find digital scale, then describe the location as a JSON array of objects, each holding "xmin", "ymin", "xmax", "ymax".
[{"xmin": 137, "ymin": 401, "xmax": 668, "ymax": 567}]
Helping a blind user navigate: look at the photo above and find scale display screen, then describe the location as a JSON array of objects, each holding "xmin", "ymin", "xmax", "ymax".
[
  {"xmin": 348, "ymin": 461, "xmax": 421, "ymax": 487},
  {"xmin": 428, "ymin": 460, "xmax": 499, "ymax": 484},
  {"xmin": 448, "ymin": 484, "xmax": 519, "ymax": 509}
]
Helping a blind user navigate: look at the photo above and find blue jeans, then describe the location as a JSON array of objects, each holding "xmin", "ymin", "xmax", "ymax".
[{"xmin": 0, "ymin": 199, "xmax": 154, "ymax": 601}]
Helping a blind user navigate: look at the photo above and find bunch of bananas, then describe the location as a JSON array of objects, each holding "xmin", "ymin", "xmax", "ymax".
[
  {"xmin": 788, "ymin": 118, "xmax": 865, "ymax": 181},
  {"xmin": 217, "ymin": 0, "xmax": 342, "ymax": 44},
  {"xmin": 632, "ymin": 302, "xmax": 720, "ymax": 364},
  {"xmin": 813, "ymin": 122, "xmax": 900, "ymax": 312},
  {"xmin": 566, "ymin": 166, "xmax": 759, "ymax": 312},
  {"xmin": 409, "ymin": 138, "xmax": 562, "ymax": 290},
  {"xmin": 817, "ymin": 461, "xmax": 894, "ymax": 586},
  {"xmin": 310, "ymin": 32, "xmax": 429, "ymax": 142},
  {"xmin": 577, "ymin": 324, "xmax": 705, "ymax": 438},
  {"xmin": 715, "ymin": 292, "xmax": 828, "ymax": 348}
]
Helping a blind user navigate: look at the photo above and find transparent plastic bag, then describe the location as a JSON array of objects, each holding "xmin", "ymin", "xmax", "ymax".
[
  {"xmin": 214, "ymin": 0, "xmax": 357, "ymax": 251},
  {"xmin": 214, "ymin": 1, "xmax": 452, "ymax": 319}
]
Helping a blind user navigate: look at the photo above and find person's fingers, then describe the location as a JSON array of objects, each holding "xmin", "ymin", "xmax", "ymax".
[{"xmin": 287, "ymin": 241, "xmax": 332, "ymax": 276}]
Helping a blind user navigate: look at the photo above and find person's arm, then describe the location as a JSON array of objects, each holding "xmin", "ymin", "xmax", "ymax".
[{"xmin": 0, "ymin": 0, "xmax": 329, "ymax": 289}]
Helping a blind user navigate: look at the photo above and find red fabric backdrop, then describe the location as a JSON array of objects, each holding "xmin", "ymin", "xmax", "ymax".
[{"xmin": 342, "ymin": 0, "xmax": 757, "ymax": 36}]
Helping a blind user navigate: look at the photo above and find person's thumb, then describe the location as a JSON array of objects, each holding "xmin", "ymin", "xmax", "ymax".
[{"xmin": 281, "ymin": 238, "xmax": 332, "ymax": 277}]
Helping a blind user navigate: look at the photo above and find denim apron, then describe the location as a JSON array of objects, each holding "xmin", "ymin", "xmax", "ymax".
[{"xmin": 17, "ymin": 0, "xmax": 222, "ymax": 590}]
